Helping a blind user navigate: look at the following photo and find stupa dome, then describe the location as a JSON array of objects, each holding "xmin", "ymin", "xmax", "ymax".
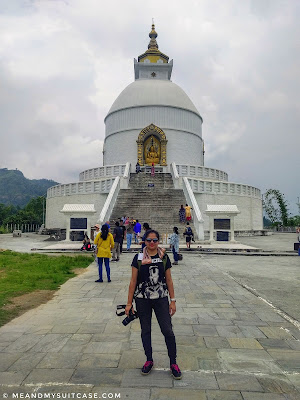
[{"xmin": 106, "ymin": 79, "xmax": 201, "ymax": 119}]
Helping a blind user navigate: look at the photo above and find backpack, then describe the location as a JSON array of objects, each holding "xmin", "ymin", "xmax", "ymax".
[
  {"xmin": 137, "ymin": 254, "xmax": 168, "ymax": 272},
  {"xmin": 86, "ymin": 243, "xmax": 92, "ymax": 251},
  {"xmin": 187, "ymin": 227, "xmax": 193, "ymax": 236}
]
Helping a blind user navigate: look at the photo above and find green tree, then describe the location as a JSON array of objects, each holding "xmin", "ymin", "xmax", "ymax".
[
  {"xmin": 24, "ymin": 196, "xmax": 45, "ymax": 224},
  {"xmin": 263, "ymin": 189, "xmax": 289, "ymax": 226},
  {"xmin": 2, "ymin": 196, "xmax": 45, "ymax": 227},
  {"xmin": 0, "ymin": 204, "xmax": 18, "ymax": 226},
  {"xmin": 287, "ymin": 215, "xmax": 300, "ymax": 227}
]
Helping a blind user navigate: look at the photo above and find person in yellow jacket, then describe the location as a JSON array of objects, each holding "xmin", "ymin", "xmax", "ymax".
[{"xmin": 94, "ymin": 224, "xmax": 114, "ymax": 282}]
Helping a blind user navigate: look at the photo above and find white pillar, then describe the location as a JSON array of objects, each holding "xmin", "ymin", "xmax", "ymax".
[
  {"xmin": 230, "ymin": 216, "xmax": 235, "ymax": 242},
  {"xmin": 87, "ymin": 218, "xmax": 92, "ymax": 239},
  {"xmin": 65, "ymin": 215, "xmax": 70, "ymax": 241},
  {"xmin": 209, "ymin": 216, "xmax": 214, "ymax": 242}
]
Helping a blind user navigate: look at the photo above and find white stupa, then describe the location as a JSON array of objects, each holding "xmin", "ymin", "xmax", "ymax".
[{"xmin": 46, "ymin": 24, "xmax": 263, "ymax": 241}]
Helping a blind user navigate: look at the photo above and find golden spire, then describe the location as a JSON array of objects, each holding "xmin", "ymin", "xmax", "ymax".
[
  {"xmin": 148, "ymin": 23, "xmax": 158, "ymax": 50},
  {"xmin": 138, "ymin": 22, "xmax": 169, "ymax": 63}
]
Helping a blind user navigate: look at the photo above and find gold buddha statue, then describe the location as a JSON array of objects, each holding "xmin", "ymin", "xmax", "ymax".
[{"xmin": 146, "ymin": 145, "xmax": 160, "ymax": 165}]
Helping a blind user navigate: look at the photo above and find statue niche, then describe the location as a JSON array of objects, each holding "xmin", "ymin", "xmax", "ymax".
[
  {"xmin": 144, "ymin": 135, "xmax": 160, "ymax": 165},
  {"xmin": 137, "ymin": 124, "xmax": 167, "ymax": 166}
]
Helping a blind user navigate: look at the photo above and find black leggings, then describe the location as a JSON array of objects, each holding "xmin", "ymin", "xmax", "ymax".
[{"xmin": 135, "ymin": 297, "xmax": 177, "ymax": 365}]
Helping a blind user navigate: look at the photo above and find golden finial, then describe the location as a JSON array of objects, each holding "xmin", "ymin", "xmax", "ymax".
[
  {"xmin": 137, "ymin": 21, "xmax": 169, "ymax": 63},
  {"xmin": 148, "ymin": 21, "xmax": 158, "ymax": 50}
]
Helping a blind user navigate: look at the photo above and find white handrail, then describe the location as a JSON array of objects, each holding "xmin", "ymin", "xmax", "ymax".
[
  {"xmin": 98, "ymin": 176, "xmax": 120, "ymax": 225},
  {"xmin": 182, "ymin": 177, "xmax": 204, "ymax": 240},
  {"xmin": 170, "ymin": 162, "xmax": 180, "ymax": 188},
  {"xmin": 98, "ymin": 162, "xmax": 131, "ymax": 224},
  {"xmin": 123, "ymin": 162, "xmax": 130, "ymax": 179},
  {"xmin": 121, "ymin": 162, "xmax": 131, "ymax": 189}
]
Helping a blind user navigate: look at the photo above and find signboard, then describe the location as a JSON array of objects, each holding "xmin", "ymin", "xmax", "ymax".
[
  {"xmin": 217, "ymin": 231, "xmax": 229, "ymax": 241},
  {"xmin": 70, "ymin": 218, "xmax": 87, "ymax": 230},
  {"xmin": 214, "ymin": 218, "xmax": 230, "ymax": 230}
]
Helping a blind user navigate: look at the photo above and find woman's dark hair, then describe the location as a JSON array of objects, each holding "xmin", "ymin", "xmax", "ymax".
[
  {"xmin": 180, "ymin": 204, "xmax": 184, "ymax": 208},
  {"xmin": 101, "ymin": 224, "xmax": 109, "ymax": 240},
  {"xmin": 145, "ymin": 229, "xmax": 160, "ymax": 240},
  {"xmin": 143, "ymin": 222, "xmax": 150, "ymax": 230},
  {"xmin": 115, "ymin": 221, "xmax": 119, "ymax": 226},
  {"xmin": 173, "ymin": 226, "xmax": 179, "ymax": 234}
]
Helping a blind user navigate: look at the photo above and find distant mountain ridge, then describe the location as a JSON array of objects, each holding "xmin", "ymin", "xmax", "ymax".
[{"xmin": 0, "ymin": 168, "xmax": 58, "ymax": 207}]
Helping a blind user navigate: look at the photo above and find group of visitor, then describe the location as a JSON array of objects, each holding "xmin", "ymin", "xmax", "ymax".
[
  {"xmin": 135, "ymin": 162, "xmax": 155, "ymax": 177},
  {"xmin": 92, "ymin": 218, "xmax": 195, "ymax": 284},
  {"xmin": 92, "ymin": 219, "xmax": 151, "ymax": 284},
  {"xmin": 119, "ymin": 216, "xmax": 142, "ymax": 249},
  {"xmin": 179, "ymin": 203, "xmax": 193, "ymax": 223}
]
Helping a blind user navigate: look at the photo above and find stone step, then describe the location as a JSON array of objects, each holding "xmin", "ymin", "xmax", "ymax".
[{"xmin": 109, "ymin": 172, "xmax": 197, "ymax": 236}]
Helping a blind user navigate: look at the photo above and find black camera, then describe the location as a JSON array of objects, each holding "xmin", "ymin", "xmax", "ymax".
[{"xmin": 116, "ymin": 304, "xmax": 139, "ymax": 326}]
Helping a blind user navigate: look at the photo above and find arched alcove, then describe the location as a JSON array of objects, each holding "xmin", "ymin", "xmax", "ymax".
[{"xmin": 137, "ymin": 123, "xmax": 167, "ymax": 166}]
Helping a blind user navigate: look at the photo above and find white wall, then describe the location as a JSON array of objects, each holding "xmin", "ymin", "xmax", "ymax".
[
  {"xmin": 104, "ymin": 105, "xmax": 204, "ymax": 167},
  {"xmin": 194, "ymin": 193, "xmax": 263, "ymax": 230},
  {"xmin": 105, "ymin": 106, "xmax": 202, "ymax": 137},
  {"xmin": 46, "ymin": 193, "xmax": 108, "ymax": 229},
  {"xmin": 104, "ymin": 128, "xmax": 204, "ymax": 167}
]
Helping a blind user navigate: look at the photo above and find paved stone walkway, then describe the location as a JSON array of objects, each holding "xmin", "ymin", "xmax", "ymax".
[{"xmin": 0, "ymin": 253, "xmax": 300, "ymax": 399}]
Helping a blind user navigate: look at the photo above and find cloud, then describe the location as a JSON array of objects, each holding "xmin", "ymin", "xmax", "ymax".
[{"xmin": 0, "ymin": 0, "xmax": 299, "ymax": 214}]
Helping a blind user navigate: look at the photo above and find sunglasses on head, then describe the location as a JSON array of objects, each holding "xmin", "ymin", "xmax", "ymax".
[{"xmin": 145, "ymin": 238, "xmax": 159, "ymax": 243}]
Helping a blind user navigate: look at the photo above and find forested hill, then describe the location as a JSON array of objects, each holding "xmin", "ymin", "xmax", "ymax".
[{"xmin": 0, "ymin": 168, "xmax": 58, "ymax": 207}]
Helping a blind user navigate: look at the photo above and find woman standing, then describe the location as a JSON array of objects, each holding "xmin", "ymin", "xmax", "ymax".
[
  {"xmin": 125, "ymin": 230, "xmax": 182, "ymax": 380},
  {"xmin": 140, "ymin": 222, "xmax": 150, "ymax": 250},
  {"xmin": 179, "ymin": 205, "xmax": 185, "ymax": 224},
  {"xmin": 151, "ymin": 162, "xmax": 155, "ymax": 177},
  {"xmin": 94, "ymin": 224, "xmax": 114, "ymax": 283},
  {"xmin": 185, "ymin": 203, "xmax": 193, "ymax": 222},
  {"xmin": 169, "ymin": 227, "xmax": 180, "ymax": 265}
]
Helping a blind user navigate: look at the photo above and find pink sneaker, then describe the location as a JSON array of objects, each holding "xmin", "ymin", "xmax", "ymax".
[
  {"xmin": 170, "ymin": 364, "xmax": 182, "ymax": 379},
  {"xmin": 141, "ymin": 361, "xmax": 153, "ymax": 375}
]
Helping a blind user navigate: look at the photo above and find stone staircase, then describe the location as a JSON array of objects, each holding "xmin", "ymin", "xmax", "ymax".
[{"xmin": 109, "ymin": 173, "xmax": 192, "ymax": 235}]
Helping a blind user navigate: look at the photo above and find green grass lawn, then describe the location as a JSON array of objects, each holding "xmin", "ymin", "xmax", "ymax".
[{"xmin": 0, "ymin": 250, "xmax": 93, "ymax": 326}]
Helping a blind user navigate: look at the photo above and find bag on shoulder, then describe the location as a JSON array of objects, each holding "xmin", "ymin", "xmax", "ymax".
[
  {"xmin": 137, "ymin": 254, "xmax": 168, "ymax": 272},
  {"xmin": 187, "ymin": 227, "xmax": 193, "ymax": 236}
]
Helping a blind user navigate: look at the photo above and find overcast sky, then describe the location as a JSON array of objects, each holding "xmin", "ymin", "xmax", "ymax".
[{"xmin": 1, "ymin": 0, "xmax": 299, "ymax": 215}]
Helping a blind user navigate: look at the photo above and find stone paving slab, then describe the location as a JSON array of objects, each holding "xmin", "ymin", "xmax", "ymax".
[
  {"xmin": 23, "ymin": 368, "xmax": 75, "ymax": 384},
  {"xmin": 151, "ymin": 387, "xmax": 207, "ymax": 399},
  {"xmin": 241, "ymin": 393, "xmax": 287, "ymax": 400},
  {"xmin": 206, "ymin": 390, "xmax": 244, "ymax": 400},
  {"xmin": 122, "ymin": 369, "xmax": 173, "ymax": 388},
  {"xmin": 0, "ymin": 252, "xmax": 300, "ymax": 399},
  {"xmin": 71, "ymin": 368, "xmax": 124, "ymax": 387},
  {"xmin": 215, "ymin": 372, "xmax": 263, "ymax": 391}
]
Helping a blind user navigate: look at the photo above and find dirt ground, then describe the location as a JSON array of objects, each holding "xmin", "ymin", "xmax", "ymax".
[{"xmin": 3, "ymin": 290, "xmax": 55, "ymax": 312}]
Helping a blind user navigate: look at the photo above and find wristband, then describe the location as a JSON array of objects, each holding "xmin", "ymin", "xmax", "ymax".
[
  {"xmin": 170, "ymin": 298, "xmax": 176, "ymax": 302},
  {"xmin": 126, "ymin": 303, "xmax": 132, "ymax": 306}
]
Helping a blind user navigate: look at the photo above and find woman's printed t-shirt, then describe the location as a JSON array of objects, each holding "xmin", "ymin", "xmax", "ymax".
[{"xmin": 131, "ymin": 253, "xmax": 172, "ymax": 299}]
